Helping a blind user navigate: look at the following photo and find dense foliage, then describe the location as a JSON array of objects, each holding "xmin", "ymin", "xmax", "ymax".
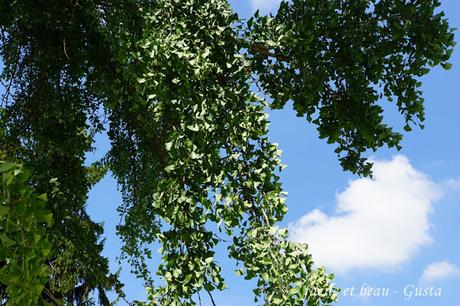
[
  {"xmin": 0, "ymin": 161, "xmax": 52, "ymax": 305},
  {"xmin": 0, "ymin": 0, "xmax": 455, "ymax": 305}
]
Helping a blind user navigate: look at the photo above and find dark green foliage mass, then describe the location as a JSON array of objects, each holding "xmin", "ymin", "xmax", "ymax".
[{"xmin": 0, "ymin": 0, "xmax": 454, "ymax": 305}]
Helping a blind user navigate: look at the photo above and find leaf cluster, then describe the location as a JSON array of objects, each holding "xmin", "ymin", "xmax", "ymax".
[{"xmin": 0, "ymin": 161, "xmax": 52, "ymax": 305}]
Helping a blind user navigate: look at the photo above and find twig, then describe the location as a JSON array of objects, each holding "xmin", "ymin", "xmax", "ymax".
[
  {"xmin": 206, "ymin": 289, "xmax": 217, "ymax": 306},
  {"xmin": 43, "ymin": 287, "xmax": 60, "ymax": 305},
  {"xmin": 121, "ymin": 295, "xmax": 135, "ymax": 306},
  {"xmin": 63, "ymin": 38, "xmax": 70, "ymax": 61},
  {"xmin": 250, "ymin": 44, "xmax": 289, "ymax": 62},
  {"xmin": 213, "ymin": 233, "xmax": 231, "ymax": 243},
  {"xmin": 1, "ymin": 47, "xmax": 20, "ymax": 107},
  {"xmin": 70, "ymin": 0, "xmax": 80, "ymax": 23}
]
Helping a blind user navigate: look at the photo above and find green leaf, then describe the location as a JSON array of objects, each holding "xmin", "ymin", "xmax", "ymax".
[
  {"xmin": 164, "ymin": 165, "xmax": 175, "ymax": 173},
  {"xmin": 0, "ymin": 233, "xmax": 16, "ymax": 247},
  {"xmin": 0, "ymin": 162, "xmax": 15, "ymax": 173},
  {"xmin": 186, "ymin": 125, "xmax": 200, "ymax": 132},
  {"xmin": 441, "ymin": 62, "xmax": 453, "ymax": 70}
]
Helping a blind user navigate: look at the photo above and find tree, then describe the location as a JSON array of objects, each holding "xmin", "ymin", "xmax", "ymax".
[{"xmin": 0, "ymin": 0, "xmax": 455, "ymax": 305}]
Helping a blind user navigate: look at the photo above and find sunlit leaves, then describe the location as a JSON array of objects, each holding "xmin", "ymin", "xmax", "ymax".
[
  {"xmin": 105, "ymin": 1, "xmax": 339, "ymax": 304},
  {"xmin": 0, "ymin": 161, "xmax": 52, "ymax": 305},
  {"xmin": 249, "ymin": 0, "xmax": 455, "ymax": 175}
]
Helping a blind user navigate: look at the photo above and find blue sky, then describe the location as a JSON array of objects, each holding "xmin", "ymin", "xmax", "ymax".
[{"xmin": 84, "ymin": 1, "xmax": 460, "ymax": 305}]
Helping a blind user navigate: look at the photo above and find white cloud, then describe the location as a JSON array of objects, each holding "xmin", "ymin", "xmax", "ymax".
[
  {"xmin": 250, "ymin": 0, "xmax": 282, "ymax": 13},
  {"xmin": 289, "ymin": 155, "xmax": 443, "ymax": 274},
  {"xmin": 419, "ymin": 261, "xmax": 460, "ymax": 284},
  {"xmin": 442, "ymin": 177, "xmax": 460, "ymax": 192}
]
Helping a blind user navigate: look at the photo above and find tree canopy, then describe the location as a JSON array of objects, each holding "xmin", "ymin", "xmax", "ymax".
[{"xmin": 0, "ymin": 0, "xmax": 455, "ymax": 305}]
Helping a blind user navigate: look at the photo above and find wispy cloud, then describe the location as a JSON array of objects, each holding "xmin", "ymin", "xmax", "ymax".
[
  {"xmin": 419, "ymin": 261, "xmax": 460, "ymax": 284},
  {"xmin": 442, "ymin": 177, "xmax": 460, "ymax": 192},
  {"xmin": 289, "ymin": 155, "xmax": 442, "ymax": 274}
]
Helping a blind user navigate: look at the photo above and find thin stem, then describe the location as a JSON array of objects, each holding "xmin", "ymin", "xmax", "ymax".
[
  {"xmin": 206, "ymin": 289, "xmax": 217, "ymax": 306},
  {"xmin": 43, "ymin": 287, "xmax": 60, "ymax": 305}
]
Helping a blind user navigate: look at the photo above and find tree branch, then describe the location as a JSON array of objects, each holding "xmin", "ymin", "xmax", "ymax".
[
  {"xmin": 43, "ymin": 287, "xmax": 60, "ymax": 305},
  {"xmin": 250, "ymin": 44, "xmax": 289, "ymax": 62}
]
